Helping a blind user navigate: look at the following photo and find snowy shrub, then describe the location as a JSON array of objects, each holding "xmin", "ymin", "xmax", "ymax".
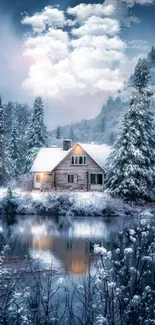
[
  {"xmin": 0, "ymin": 187, "xmax": 18, "ymax": 215},
  {"xmin": 18, "ymin": 173, "xmax": 33, "ymax": 191},
  {"xmin": 0, "ymin": 189, "xmax": 129, "ymax": 216},
  {"xmin": 15, "ymin": 193, "xmax": 35, "ymax": 215},
  {"xmin": 0, "ymin": 188, "xmax": 155, "ymax": 218},
  {"xmin": 124, "ymin": 247, "xmax": 134, "ymax": 254},
  {"xmin": 91, "ymin": 219, "xmax": 155, "ymax": 325}
]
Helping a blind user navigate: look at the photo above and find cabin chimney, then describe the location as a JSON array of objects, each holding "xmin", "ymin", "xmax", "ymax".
[{"xmin": 63, "ymin": 139, "xmax": 72, "ymax": 151}]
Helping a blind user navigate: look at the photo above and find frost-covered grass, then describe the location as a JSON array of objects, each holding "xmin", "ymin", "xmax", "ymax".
[{"xmin": 0, "ymin": 188, "xmax": 135, "ymax": 216}]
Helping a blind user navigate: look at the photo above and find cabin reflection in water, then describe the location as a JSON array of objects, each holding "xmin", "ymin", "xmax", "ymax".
[{"xmin": 33, "ymin": 235, "xmax": 90, "ymax": 274}]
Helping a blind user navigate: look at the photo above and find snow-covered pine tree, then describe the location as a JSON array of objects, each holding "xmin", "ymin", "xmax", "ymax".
[
  {"xmin": 0, "ymin": 97, "xmax": 7, "ymax": 185},
  {"xmin": 69, "ymin": 123, "xmax": 76, "ymax": 141},
  {"xmin": 25, "ymin": 97, "xmax": 48, "ymax": 172},
  {"xmin": 56, "ymin": 125, "xmax": 61, "ymax": 139},
  {"xmin": 4, "ymin": 101, "xmax": 14, "ymax": 140},
  {"xmin": 100, "ymin": 117, "xmax": 105, "ymax": 133},
  {"xmin": 105, "ymin": 58, "xmax": 155, "ymax": 201},
  {"xmin": 15, "ymin": 103, "xmax": 31, "ymax": 173},
  {"xmin": 6, "ymin": 122, "xmax": 22, "ymax": 180}
]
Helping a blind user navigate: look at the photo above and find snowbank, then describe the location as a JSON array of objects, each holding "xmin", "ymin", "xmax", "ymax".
[{"xmin": 0, "ymin": 188, "xmax": 134, "ymax": 217}]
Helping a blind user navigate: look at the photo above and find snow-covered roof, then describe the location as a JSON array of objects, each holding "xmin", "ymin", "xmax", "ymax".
[
  {"xmin": 31, "ymin": 147, "xmax": 72, "ymax": 172},
  {"xmin": 30, "ymin": 143, "xmax": 111, "ymax": 173},
  {"xmin": 79, "ymin": 143, "xmax": 111, "ymax": 169}
]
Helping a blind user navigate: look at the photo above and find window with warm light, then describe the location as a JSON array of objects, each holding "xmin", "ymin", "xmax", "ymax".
[
  {"xmin": 36, "ymin": 174, "xmax": 41, "ymax": 183},
  {"xmin": 71, "ymin": 156, "xmax": 87, "ymax": 165}
]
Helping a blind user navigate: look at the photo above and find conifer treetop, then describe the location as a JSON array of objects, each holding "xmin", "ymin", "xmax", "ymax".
[
  {"xmin": 105, "ymin": 58, "xmax": 155, "ymax": 201},
  {"xmin": 133, "ymin": 58, "xmax": 150, "ymax": 91}
]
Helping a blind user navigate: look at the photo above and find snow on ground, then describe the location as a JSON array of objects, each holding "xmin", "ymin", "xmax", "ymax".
[{"xmin": 0, "ymin": 188, "xmax": 153, "ymax": 217}]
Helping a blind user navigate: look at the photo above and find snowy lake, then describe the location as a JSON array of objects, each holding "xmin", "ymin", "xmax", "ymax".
[
  {"xmin": 0, "ymin": 214, "xmax": 155, "ymax": 324},
  {"xmin": 0, "ymin": 214, "xmax": 152, "ymax": 274}
]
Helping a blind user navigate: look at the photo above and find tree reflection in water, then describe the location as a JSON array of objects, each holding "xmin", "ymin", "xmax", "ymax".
[{"xmin": 0, "ymin": 214, "xmax": 154, "ymax": 324}]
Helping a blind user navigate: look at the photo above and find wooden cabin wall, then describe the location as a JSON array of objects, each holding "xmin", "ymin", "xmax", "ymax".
[{"xmin": 54, "ymin": 144, "xmax": 104, "ymax": 190}]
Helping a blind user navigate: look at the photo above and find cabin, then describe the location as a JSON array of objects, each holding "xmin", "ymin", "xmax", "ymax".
[{"xmin": 30, "ymin": 140, "xmax": 111, "ymax": 191}]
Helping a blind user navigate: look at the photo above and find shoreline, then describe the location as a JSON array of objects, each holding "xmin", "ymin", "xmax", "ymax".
[{"xmin": 0, "ymin": 188, "xmax": 154, "ymax": 217}]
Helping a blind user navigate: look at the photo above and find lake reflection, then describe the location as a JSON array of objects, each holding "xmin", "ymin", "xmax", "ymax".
[{"xmin": 0, "ymin": 215, "xmax": 138, "ymax": 274}]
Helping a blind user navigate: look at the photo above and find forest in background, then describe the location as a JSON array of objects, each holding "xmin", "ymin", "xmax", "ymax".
[
  {"xmin": 0, "ymin": 95, "xmax": 79, "ymax": 185},
  {"xmin": 0, "ymin": 97, "xmax": 49, "ymax": 184},
  {"xmin": 51, "ymin": 47, "xmax": 155, "ymax": 146}
]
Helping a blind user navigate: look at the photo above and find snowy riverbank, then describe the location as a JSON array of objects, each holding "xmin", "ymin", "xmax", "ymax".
[{"xmin": 0, "ymin": 188, "xmax": 153, "ymax": 217}]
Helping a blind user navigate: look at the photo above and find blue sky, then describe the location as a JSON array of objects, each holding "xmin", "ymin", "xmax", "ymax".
[{"xmin": 0, "ymin": 0, "xmax": 155, "ymax": 129}]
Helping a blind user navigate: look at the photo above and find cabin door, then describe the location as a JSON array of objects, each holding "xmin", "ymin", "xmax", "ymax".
[{"xmin": 34, "ymin": 173, "xmax": 42, "ymax": 189}]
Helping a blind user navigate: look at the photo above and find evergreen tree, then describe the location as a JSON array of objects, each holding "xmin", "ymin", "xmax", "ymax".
[
  {"xmin": 0, "ymin": 97, "xmax": 7, "ymax": 184},
  {"xmin": 147, "ymin": 46, "xmax": 155, "ymax": 67},
  {"xmin": 25, "ymin": 97, "xmax": 48, "ymax": 172},
  {"xmin": 4, "ymin": 101, "xmax": 14, "ymax": 139},
  {"xmin": 109, "ymin": 132, "xmax": 115, "ymax": 145},
  {"xmin": 15, "ymin": 103, "xmax": 31, "ymax": 173},
  {"xmin": 69, "ymin": 123, "xmax": 76, "ymax": 141},
  {"xmin": 6, "ymin": 122, "xmax": 21, "ymax": 179},
  {"xmin": 56, "ymin": 125, "xmax": 61, "ymax": 139},
  {"xmin": 133, "ymin": 58, "xmax": 150, "ymax": 90},
  {"xmin": 100, "ymin": 117, "xmax": 105, "ymax": 133},
  {"xmin": 105, "ymin": 59, "xmax": 155, "ymax": 201}
]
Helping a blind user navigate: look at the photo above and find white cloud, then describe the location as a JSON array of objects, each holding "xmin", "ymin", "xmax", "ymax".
[
  {"xmin": 128, "ymin": 40, "xmax": 149, "ymax": 52},
  {"xmin": 21, "ymin": 2, "xmax": 142, "ymax": 100},
  {"xmin": 67, "ymin": 3, "xmax": 115, "ymax": 20},
  {"xmin": 71, "ymin": 35, "xmax": 126, "ymax": 50},
  {"xmin": 121, "ymin": 0, "xmax": 153, "ymax": 7},
  {"xmin": 72, "ymin": 16, "xmax": 120, "ymax": 36},
  {"xmin": 123, "ymin": 15, "xmax": 141, "ymax": 27},
  {"xmin": 22, "ymin": 6, "xmax": 65, "ymax": 33},
  {"xmin": 24, "ymin": 29, "xmax": 69, "ymax": 61}
]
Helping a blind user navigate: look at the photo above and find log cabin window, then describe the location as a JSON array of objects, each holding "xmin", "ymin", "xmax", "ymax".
[
  {"xmin": 68, "ymin": 175, "xmax": 74, "ymax": 183},
  {"xmin": 90, "ymin": 173, "xmax": 103, "ymax": 185},
  {"xmin": 71, "ymin": 156, "xmax": 87, "ymax": 165},
  {"xmin": 36, "ymin": 174, "xmax": 41, "ymax": 183}
]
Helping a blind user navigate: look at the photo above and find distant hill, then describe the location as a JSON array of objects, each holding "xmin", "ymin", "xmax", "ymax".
[{"xmin": 50, "ymin": 47, "xmax": 155, "ymax": 146}]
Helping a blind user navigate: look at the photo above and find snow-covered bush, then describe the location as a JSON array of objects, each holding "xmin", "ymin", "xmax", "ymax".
[
  {"xmin": 0, "ymin": 189, "xmax": 135, "ymax": 216},
  {"xmin": 92, "ymin": 219, "xmax": 155, "ymax": 325},
  {"xmin": 0, "ymin": 187, "xmax": 18, "ymax": 215},
  {"xmin": 18, "ymin": 173, "xmax": 33, "ymax": 191}
]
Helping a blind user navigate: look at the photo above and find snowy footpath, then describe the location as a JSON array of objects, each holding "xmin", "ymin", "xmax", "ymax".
[{"xmin": 0, "ymin": 187, "xmax": 153, "ymax": 217}]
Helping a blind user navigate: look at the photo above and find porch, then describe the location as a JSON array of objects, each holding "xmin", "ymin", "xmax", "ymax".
[
  {"xmin": 34, "ymin": 173, "xmax": 55, "ymax": 190},
  {"xmin": 34, "ymin": 171, "xmax": 104, "ymax": 192}
]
